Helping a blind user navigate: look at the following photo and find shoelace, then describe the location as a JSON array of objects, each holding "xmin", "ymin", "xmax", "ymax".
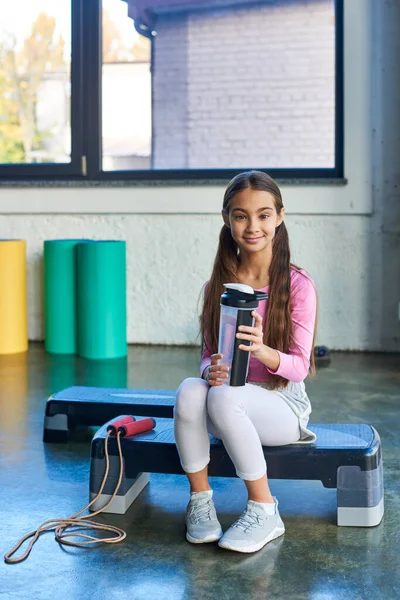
[
  {"xmin": 233, "ymin": 508, "xmax": 264, "ymax": 532},
  {"xmin": 188, "ymin": 500, "xmax": 214, "ymax": 525}
]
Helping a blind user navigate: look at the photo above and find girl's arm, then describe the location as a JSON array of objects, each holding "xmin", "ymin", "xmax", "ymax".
[
  {"xmin": 200, "ymin": 281, "xmax": 213, "ymax": 378},
  {"xmin": 264, "ymin": 275, "xmax": 317, "ymax": 382},
  {"xmin": 200, "ymin": 343, "xmax": 212, "ymax": 379},
  {"xmin": 236, "ymin": 274, "xmax": 317, "ymax": 382}
]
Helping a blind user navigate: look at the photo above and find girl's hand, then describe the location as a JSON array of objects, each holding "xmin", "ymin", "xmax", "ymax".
[
  {"xmin": 236, "ymin": 311, "xmax": 266, "ymax": 359},
  {"xmin": 205, "ymin": 353, "xmax": 230, "ymax": 386}
]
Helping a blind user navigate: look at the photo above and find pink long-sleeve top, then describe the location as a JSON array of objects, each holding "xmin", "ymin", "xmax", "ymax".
[{"xmin": 200, "ymin": 267, "xmax": 317, "ymax": 384}]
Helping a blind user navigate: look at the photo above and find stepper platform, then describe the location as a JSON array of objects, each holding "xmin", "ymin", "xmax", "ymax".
[
  {"xmin": 43, "ymin": 386, "xmax": 176, "ymax": 442},
  {"xmin": 89, "ymin": 418, "xmax": 384, "ymax": 527}
]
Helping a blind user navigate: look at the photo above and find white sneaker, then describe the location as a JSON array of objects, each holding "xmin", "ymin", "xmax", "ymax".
[
  {"xmin": 218, "ymin": 498, "xmax": 285, "ymax": 553},
  {"xmin": 186, "ymin": 492, "xmax": 223, "ymax": 544}
]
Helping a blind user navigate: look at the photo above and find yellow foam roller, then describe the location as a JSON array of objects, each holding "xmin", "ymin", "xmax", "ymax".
[
  {"xmin": 0, "ymin": 240, "xmax": 28, "ymax": 354},
  {"xmin": 0, "ymin": 353, "xmax": 28, "ymax": 436}
]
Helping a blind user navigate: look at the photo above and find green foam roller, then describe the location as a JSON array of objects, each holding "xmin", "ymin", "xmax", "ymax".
[
  {"xmin": 44, "ymin": 240, "xmax": 88, "ymax": 354},
  {"xmin": 77, "ymin": 241, "xmax": 127, "ymax": 359}
]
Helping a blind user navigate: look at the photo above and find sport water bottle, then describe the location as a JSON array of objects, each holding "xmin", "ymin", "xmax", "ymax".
[{"xmin": 218, "ymin": 284, "xmax": 268, "ymax": 386}]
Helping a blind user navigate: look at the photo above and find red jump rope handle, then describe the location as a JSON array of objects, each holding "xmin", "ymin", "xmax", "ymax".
[
  {"xmin": 107, "ymin": 415, "xmax": 136, "ymax": 435},
  {"xmin": 118, "ymin": 418, "xmax": 156, "ymax": 437}
]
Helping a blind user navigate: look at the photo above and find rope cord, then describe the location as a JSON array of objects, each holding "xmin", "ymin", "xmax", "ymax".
[{"xmin": 4, "ymin": 431, "xmax": 126, "ymax": 564}]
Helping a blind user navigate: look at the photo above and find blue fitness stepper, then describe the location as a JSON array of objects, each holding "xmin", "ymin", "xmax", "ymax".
[{"xmin": 43, "ymin": 386, "xmax": 384, "ymax": 527}]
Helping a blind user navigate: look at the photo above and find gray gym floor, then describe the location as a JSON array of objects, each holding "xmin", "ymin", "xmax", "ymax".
[{"xmin": 0, "ymin": 344, "xmax": 399, "ymax": 599}]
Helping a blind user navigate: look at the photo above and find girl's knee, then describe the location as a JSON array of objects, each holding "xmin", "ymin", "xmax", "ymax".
[
  {"xmin": 174, "ymin": 377, "xmax": 209, "ymax": 423},
  {"xmin": 207, "ymin": 384, "xmax": 243, "ymax": 424}
]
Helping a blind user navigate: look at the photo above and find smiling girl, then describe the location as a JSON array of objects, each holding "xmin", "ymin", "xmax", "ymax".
[{"xmin": 173, "ymin": 170, "xmax": 317, "ymax": 553}]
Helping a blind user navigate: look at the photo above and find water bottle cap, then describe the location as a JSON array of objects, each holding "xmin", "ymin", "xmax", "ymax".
[
  {"xmin": 223, "ymin": 283, "xmax": 254, "ymax": 294},
  {"xmin": 221, "ymin": 283, "xmax": 268, "ymax": 308}
]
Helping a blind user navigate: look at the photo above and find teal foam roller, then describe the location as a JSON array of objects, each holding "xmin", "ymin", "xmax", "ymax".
[
  {"xmin": 77, "ymin": 241, "xmax": 127, "ymax": 359},
  {"xmin": 44, "ymin": 239, "xmax": 91, "ymax": 354}
]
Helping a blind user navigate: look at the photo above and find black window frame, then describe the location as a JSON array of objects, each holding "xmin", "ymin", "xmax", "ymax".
[{"xmin": 0, "ymin": 0, "xmax": 344, "ymax": 182}]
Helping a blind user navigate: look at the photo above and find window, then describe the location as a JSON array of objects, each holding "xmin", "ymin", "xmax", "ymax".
[
  {"xmin": 0, "ymin": 0, "xmax": 82, "ymax": 176},
  {"xmin": 102, "ymin": 0, "xmax": 152, "ymax": 171},
  {"xmin": 0, "ymin": 0, "xmax": 343, "ymax": 180}
]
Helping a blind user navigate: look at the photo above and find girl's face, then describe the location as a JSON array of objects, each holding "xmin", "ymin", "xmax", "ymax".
[{"xmin": 223, "ymin": 187, "xmax": 284, "ymax": 254}]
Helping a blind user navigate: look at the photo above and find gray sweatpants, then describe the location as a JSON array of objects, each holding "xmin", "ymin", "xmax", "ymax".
[{"xmin": 173, "ymin": 377, "xmax": 315, "ymax": 481}]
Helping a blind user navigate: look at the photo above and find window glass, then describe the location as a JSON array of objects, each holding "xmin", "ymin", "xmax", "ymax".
[
  {"xmin": 103, "ymin": 0, "xmax": 335, "ymax": 171},
  {"xmin": 0, "ymin": 0, "xmax": 71, "ymax": 164},
  {"xmin": 102, "ymin": 0, "xmax": 152, "ymax": 171}
]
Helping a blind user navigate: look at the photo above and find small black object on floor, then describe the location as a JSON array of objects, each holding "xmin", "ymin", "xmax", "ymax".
[{"xmin": 314, "ymin": 345, "xmax": 331, "ymax": 367}]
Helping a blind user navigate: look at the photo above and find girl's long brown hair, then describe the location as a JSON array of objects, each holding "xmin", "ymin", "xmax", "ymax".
[{"xmin": 200, "ymin": 170, "xmax": 316, "ymax": 389}]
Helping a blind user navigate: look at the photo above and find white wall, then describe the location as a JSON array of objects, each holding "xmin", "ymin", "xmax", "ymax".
[
  {"xmin": 0, "ymin": 0, "xmax": 399, "ymax": 352},
  {"xmin": 0, "ymin": 213, "xmax": 373, "ymax": 350},
  {"xmin": 368, "ymin": 0, "xmax": 400, "ymax": 353}
]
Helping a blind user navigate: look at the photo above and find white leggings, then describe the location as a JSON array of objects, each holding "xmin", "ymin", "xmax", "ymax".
[{"xmin": 173, "ymin": 377, "xmax": 303, "ymax": 481}]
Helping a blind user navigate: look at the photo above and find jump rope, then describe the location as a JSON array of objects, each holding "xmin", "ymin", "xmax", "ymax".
[{"xmin": 4, "ymin": 416, "xmax": 156, "ymax": 565}]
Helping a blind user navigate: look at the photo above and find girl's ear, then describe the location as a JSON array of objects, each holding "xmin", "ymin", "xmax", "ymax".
[
  {"xmin": 222, "ymin": 209, "xmax": 230, "ymax": 228},
  {"xmin": 276, "ymin": 207, "xmax": 285, "ymax": 227}
]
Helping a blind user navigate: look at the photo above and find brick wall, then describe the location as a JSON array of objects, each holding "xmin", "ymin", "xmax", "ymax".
[
  {"xmin": 152, "ymin": 14, "xmax": 189, "ymax": 168},
  {"xmin": 152, "ymin": 0, "xmax": 335, "ymax": 169}
]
